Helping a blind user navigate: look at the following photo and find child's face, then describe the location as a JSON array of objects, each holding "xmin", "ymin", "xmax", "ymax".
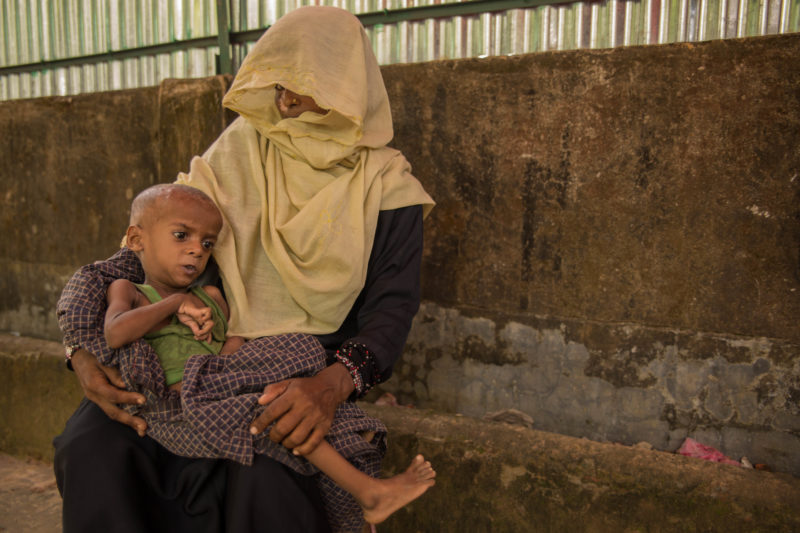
[
  {"xmin": 274, "ymin": 84, "xmax": 327, "ymax": 119},
  {"xmin": 133, "ymin": 196, "xmax": 222, "ymax": 292}
]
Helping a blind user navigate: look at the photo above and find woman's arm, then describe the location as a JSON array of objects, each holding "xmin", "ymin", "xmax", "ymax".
[
  {"xmin": 202, "ymin": 285, "xmax": 230, "ymax": 320},
  {"xmin": 57, "ymin": 248, "xmax": 148, "ymax": 435},
  {"xmin": 251, "ymin": 206, "xmax": 425, "ymax": 454},
  {"xmin": 203, "ymin": 284, "xmax": 244, "ymax": 354},
  {"xmin": 322, "ymin": 205, "xmax": 425, "ymax": 397}
]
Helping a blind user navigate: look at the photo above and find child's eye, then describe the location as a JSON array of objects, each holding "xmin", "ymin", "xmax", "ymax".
[
  {"xmin": 173, "ymin": 232, "xmax": 187, "ymax": 240},
  {"xmin": 202, "ymin": 240, "xmax": 215, "ymax": 250}
]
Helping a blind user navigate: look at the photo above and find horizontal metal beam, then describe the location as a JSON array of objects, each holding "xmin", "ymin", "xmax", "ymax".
[
  {"xmin": 357, "ymin": 0, "xmax": 573, "ymax": 26},
  {"xmin": 0, "ymin": 36, "xmax": 220, "ymax": 75}
]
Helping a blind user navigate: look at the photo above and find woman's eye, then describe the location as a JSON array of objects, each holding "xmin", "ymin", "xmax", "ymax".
[
  {"xmin": 202, "ymin": 240, "xmax": 215, "ymax": 250},
  {"xmin": 173, "ymin": 232, "xmax": 187, "ymax": 240},
  {"xmin": 275, "ymin": 84, "xmax": 284, "ymax": 91}
]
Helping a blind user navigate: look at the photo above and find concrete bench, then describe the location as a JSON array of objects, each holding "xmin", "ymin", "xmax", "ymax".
[{"xmin": 1, "ymin": 333, "xmax": 798, "ymax": 532}]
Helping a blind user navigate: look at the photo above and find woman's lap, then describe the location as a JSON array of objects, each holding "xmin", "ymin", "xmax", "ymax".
[
  {"xmin": 226, "ymin": 453, "xmax": 331, "ymax": 533},
  {"xmin": 54, "ymin": 398, "xmax": 327, "ymax": 532}
]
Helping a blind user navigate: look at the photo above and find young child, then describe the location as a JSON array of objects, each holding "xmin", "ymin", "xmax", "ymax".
[{"xmin": 104, "ymin": 183, "xmax": 436, "ymax": 526}]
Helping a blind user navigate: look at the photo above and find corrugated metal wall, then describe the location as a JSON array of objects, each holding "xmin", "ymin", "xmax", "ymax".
[{"xmin": 1, "ymin": 0, "xmax": 799, "ymax": 101}]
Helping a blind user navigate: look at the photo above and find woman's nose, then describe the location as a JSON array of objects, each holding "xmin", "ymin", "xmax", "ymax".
[{"xmin": 278, "ymin": 89, "xmax": 298, "ymax": 108}]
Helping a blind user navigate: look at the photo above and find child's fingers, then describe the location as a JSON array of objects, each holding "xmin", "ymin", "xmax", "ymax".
[
  {"xmin": 195, "ymin": 318, "xmax": 214, "ymax": 337},
  {"xmin": 178, "ymin": 303, "xmax": 211, "ymax": 322},
  {"xmin": 180, "ymin": 318, "xmax": 203, "ymax": 337},
  {"xmin": 190, "ymin": 308, "xmax": 211, "ymax": 324}
]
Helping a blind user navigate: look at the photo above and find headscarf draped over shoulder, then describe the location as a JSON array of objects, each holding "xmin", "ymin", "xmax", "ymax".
[{"xmin": 177, "ymin": 6, "xmax": 434, "ymax": 338}]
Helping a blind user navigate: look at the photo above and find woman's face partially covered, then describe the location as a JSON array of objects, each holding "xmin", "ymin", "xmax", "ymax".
[{"xmin": 274, "ymin": 84, "xmax": 327, "ymax": 119}]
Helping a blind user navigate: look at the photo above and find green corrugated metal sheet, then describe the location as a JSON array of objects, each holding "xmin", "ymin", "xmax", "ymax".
[{"xmin": 1, "ymin": 0, "xmax": 799, "ymax": 100}]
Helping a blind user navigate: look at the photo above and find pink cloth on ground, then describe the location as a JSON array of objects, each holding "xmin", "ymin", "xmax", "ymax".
[{"xmin": 677, "ymin": 438, "xmax": 742, "ymax": 466}]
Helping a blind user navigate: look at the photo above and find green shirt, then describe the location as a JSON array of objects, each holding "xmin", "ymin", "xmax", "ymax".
[{"xmin": 135, "ymin": 284, "xmax": 227, "ymax": 386}]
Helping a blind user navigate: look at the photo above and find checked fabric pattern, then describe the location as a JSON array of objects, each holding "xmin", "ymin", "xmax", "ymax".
[{"xmin": 57, "ymin": 247, "xmax": 387, "ymax": 533}]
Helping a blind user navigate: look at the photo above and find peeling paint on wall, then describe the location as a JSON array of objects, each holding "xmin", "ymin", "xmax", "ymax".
[{"xmin": 380, "ymin": 302, "xmax": 800, "ymax": 474}]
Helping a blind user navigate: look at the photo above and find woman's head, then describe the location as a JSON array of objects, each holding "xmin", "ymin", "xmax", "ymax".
[
  {"xmin": 180, "ymin": 7, "xmax": 433, "ymax": 337},
  {"xmin": 273, "ymin": 84, "xmax": 327, "ymax": 119},
  {"xmin": 222, "ymin": 6, "xmax": 393, "ymax": 150}
]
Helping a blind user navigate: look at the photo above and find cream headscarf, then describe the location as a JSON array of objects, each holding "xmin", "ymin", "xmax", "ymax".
[{"xmin": 177, "ymin": 6, "xmax": 434, "ymax": 338}]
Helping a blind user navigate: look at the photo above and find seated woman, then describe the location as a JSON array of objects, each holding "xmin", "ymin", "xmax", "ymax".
[
  {"xmin": 54, "ymin": 6, "xmax": 435, "ymax": 533},
  {"xmin": 101, "ymin": 183, "xmax": 434, "ymax": 528}
]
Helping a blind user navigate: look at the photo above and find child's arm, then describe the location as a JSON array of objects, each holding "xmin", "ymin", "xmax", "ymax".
[
  {"xmin": 220, "ymin": 335, "xmax": 246, "ymax": 355},
  {"xmin": 201, "ymin": 285, "xmax": 245, "ymax": 354},
  {"xmin": 104, "ymin": 280, "xmax": 210, "ymax": 348},
  {"xmin": 202, "ymin": 285, "xmax": 229, "ymax": 320}
]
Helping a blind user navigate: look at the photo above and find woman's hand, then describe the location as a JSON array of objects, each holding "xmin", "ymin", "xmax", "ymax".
[
  {"xmin": 71, "ymin": 348, "xmax": 148, "ymax": 437},
  {"xmin": 249, "ymin": 363, "xmax": 355, "ymax": 455}
]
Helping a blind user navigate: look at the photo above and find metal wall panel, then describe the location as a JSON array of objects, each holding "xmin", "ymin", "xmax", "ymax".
[{"xmin": 2, "ymin": 0, "xmax": 799, "ymax": 100}]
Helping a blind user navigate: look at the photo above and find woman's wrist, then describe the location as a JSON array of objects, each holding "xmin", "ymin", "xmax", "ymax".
[
  {"xmin": 320, "ymin": 362, "xmax": 355, "ymax": 404},
  {"xmin": 333, "ymin": 341, "xmax": 381, "ymax": 400},
  {"xmin": 70, "ymin": 348, "xmax": 97, "ymax": 376}
]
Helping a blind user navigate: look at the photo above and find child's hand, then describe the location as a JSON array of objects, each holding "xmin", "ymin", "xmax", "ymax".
[{"xmin": 177, "ymin": 299, "xmax": 214, "ymax": 342}]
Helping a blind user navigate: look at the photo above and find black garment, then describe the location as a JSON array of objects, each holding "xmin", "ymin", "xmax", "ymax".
[
  {"xmin": 54, "ymin": 399, "xmax": 328, "ymax": 533},
  {"xmin": 226, "ymin": 455, "xmax": 330, "ymax": 533},
  {"xmin": 54, "ymin": 399, "xmax": 227, "ymax": 533},
  {"xmin": 54, "ymin": 205, "xmax": 424, "ymax": 532}
]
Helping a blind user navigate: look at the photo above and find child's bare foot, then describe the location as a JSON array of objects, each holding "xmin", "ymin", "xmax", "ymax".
[{"xmin": 360, "ymin": 454, "xmax": 436, "ymax": 525}]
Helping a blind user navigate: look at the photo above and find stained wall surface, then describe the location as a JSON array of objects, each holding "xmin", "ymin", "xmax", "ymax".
[
  {"xmin": 1, "ymin": 34, "xmax": 798, "ymax": 473},
  {"xmin": 0, "ymin": 76, "xmax": 231, "ymax": 339},
  {"xmin": 379, "ymin": 33, "xmax": 800, "ymax": 474}
]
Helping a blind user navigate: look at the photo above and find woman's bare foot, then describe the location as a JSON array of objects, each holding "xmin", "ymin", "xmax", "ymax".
[{"xmin": 360, "ymin": 454, "xmax": 436, "ymax": 525}]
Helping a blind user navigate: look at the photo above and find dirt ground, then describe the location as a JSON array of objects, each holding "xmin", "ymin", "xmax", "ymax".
[{"xmin": 0, "ymin": 454, "xmax": 61, "ymax": 533}]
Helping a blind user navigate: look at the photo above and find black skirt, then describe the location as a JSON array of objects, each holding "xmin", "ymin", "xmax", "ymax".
[{"xmin": 54, "ymin": 398, "xmax": 330, "ymax": 533}]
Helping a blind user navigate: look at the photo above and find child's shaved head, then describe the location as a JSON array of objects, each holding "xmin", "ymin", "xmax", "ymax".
[{"xmin": 130, "ymin": 184, "xmax": 219, "ymax": 226}]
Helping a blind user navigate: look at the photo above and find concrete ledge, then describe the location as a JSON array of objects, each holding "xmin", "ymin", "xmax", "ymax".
[
  {"xmin": 364, "ymin": 404, "xmax": 800, "ymax": 532},
  {"xmin": 2, "ymin": 333, "xmax": 798, "ymax": 531},
  {"xmin": 0, "ymin": 334, "xmax": 82, "ymax": 461}
]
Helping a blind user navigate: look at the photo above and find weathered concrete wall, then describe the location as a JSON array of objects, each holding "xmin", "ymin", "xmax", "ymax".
[
  {"xmin": 0, "ymin": 76, "xmax": 231, "ymax": 339},
  {"xmin": 365, "ymin": 404, "xmax": 800, "ymax": 533},
  {"xmin": 0, "ymin": 335, "xmax": 82, "ymax": 459},
  {"xmin": 1, "ymin": 35, "xmax": 798, "ymax": 474},
  {"xmin": 375, "ymin": 34, "xmax": 800, "ymax": 475},
  {"xmin": 2, "ymin": 336, "xmax": 799, "ymax": 532}
]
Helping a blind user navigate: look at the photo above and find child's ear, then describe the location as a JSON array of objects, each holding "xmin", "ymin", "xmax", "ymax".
[{"xmin": 126, "ymin": 225, "xmax": 144, "ymax": 251}]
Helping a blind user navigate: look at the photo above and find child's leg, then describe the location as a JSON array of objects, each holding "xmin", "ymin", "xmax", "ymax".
[{"xmin": 303, "ymin": 441, "xmax": 435, "ymax": 525}]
